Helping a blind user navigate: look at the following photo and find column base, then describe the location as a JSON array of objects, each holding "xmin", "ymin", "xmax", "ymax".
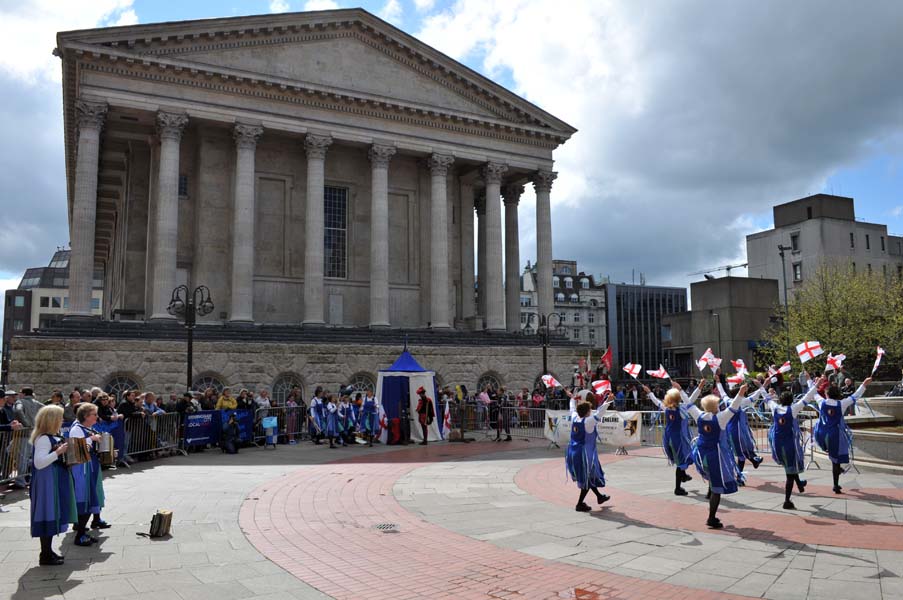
[
  {"xmin": 302, "ymin": 320, "xmax": 327, "ymax": 328},
  {"xmin": 227, "ymin": 319, "xmax": 255, "ymax": 328},
  {"xmin": 429, "ymin": 324, "xmax": 452, "ymax": 331},
  {"xmin": 62, "ymin": 313, "xmax": 100, "ymax": 322},
  {"xmin": 148, "ymin": 313, "xmax": 176, "ymax": 322},
  {"xmin": 369, "ymin": 322, "xmax": 390, "ymax": 330}
]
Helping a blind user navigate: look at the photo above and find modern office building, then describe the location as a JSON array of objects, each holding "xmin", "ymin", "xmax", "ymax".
[
  {"xmin": 747, "ymin": 194, "xmax": 903, "ymax": 302},
  {"xmin": 605, "ymin": 283, "xmax": 687, "ymax": 374}
]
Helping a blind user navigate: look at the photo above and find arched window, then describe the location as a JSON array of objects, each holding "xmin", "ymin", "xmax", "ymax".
[
  {"xmin": 477, "ymin": 373, "xmax": 502, "ymax": 393},
  {"xmin": 192, "ymin": 374, "xmax": 226, "ymax": 395},
  {"xmin": 570, "ymin": 293, "xmax": 579, "ymax": 302},
  {"xmin": 103, "ymin": 373, "xmax": 141, "ymax": 403},
  {"xmin": 589, "ymin": 299, "xmax": 598, "ymax": 307},
  {"xmin": 272, "ymin": 373, "xmax": 304, "ymax": 407},
  {"xmin": 564, "ymin": 277, "xmax": 573, "ymax": 289},
  {"xmin": 552, "ymin": 276, "xmax": 560, "ymax": 288},
  {"xmin": 581, "ymin": 278, "xmax": 590, "ymax": 289},
  {"xmin": 348, "ymin": 372, "xmax": 376, "ymax": 394},
  {"xmin": 556, "ymin": 292, "xmax": 565, "ymax": 302}
]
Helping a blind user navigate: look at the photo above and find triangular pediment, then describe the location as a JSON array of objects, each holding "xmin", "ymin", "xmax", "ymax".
[{"xmin": 171, "ymin": 36, "xmax": 501, "ymax": 120}]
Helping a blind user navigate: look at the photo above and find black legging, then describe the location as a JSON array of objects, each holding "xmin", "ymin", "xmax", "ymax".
[
  {"xmin": 785, "ymin": 473, "xmax": 802, "ymax": 502},
  {"xmin": 76, "ymin": 513, "xmax": 90, "ymax": 537},
  {"xmin": 708, "ymin": 491, "xmax": 721, "ymax": 521},
  {"xmin": 832, "ymin": 462, "xmax": 843, "ymax": 488},
  {"xmin": 578, "ymin": 486, "xmax": 604, "ymax": 505},
  {"xmin": 675, "ymin": 468, "xmax": 685, "ymax": 490},
  {"xmin": 40, "ymin": 536, "xmax": 53, "ymax": 556}
]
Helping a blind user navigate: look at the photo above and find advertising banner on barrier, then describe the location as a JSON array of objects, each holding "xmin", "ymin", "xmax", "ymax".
[
  {"xmin": 543, "ymin": 410, "xmax": 642, "ymax": 447},
  {"xmin": 221, "ymin": 409, "xmax": 255, "ymax": 442},
  {"xmin": 184, "ymin": 411, "xmax": 220, "ymax": 445}
]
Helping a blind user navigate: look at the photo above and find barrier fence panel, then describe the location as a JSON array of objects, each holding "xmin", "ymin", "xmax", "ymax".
[
  {"xmin": 124, "ymin": 413, "xmax": 186, "ymax": 458},
  {"xmin": 253, "ymin": 406, "xmax": 308, "ymax": 444},
  {"xmin": 1, "ymin": 428, "xmax": 31, "ymax": 484}
]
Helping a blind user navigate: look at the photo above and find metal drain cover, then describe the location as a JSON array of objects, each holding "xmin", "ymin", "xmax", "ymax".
[{"xmin": 373, "ymin": 523, "xmax": 399, "ymax": 532}]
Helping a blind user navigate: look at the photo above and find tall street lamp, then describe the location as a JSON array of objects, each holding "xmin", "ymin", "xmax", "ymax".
[
  {"xmin": 526, "ymin": 312, "xmax": 563, "ymax": 376},
  {"xmin": 167, "ymin": 285, "xmax": 215, "ymax": 391},
  {"xmin": 711, "ymin": 311, "xmax": 722, "ymax": 358},
  {"xmin": 777, "ymin": 244, "xmax": 792, "ymax": 362}
]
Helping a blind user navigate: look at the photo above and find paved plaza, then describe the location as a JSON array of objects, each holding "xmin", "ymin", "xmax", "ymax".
[{"xmin": 1, "ymin": 439, "xmax": 901, "ymax": 600}]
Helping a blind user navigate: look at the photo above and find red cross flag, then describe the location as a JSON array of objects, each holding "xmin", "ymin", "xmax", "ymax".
[
  {"xmin": 647, "ymin": 364, "xmax": 670, "ymax": 379},
  {"xmin": 708, "ymin": 357, "xmax": 723, "ymax": 370},
  {"xmin": 591, "ymin": 380, "xmax": 611, "ymax": 395},
  {"xmin": 727, "ymin": 374, "xmax": 745, "ymax": 386},
  {"xmin": 696, "ymin": 348, "xmax": 715, "ymax": 372},
  {"xmin": 796, "ymin": 341, "xmax": 823, "ymax": 363},
  {"xmin": 541, "ymin": 374, "xmax": 562, "ymax": 389},
  {"xmin": 872, "ymin": 346, "xmax": 886, "ymax": 374},
  {"xmin": 825, "ymin": 353, "xmax": 846, "ymax": 372},
  {"xmin": 623, "ymin": 363, "xmax": 642, "ymax": 379},
  {"xmin": 779, "ymin": 361, "xmax": 793, "ymax": 374},
  {"xmin": 442, "ymin": 398, "xmax": 452, "ymax": 440},
  {"xmin": 767, "ymin": 365, "xmax": 778, "ymax": 378},
  {"xmin": 731, "ymin": 359, "xmax": 748, "ymax": 376},
  {"xmin": 600, "ymin": 346, "xmax": 613, "ymax": 372}
]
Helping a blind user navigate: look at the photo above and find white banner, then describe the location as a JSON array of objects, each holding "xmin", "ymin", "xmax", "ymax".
[{"xmin": 543, "ymin": 409, "xmax": 642, "ymax": 447}]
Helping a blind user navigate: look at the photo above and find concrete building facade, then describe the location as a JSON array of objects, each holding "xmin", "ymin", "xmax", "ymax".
[
  {"xmin": 605, "ymin": 283, "xmax": 687, "ymax": 374},
  {"xmin": 747, "ymin": 194, "xmax": 903, "ymax": 302}
]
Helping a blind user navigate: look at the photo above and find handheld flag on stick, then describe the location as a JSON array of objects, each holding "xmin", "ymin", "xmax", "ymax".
[
  {"xmin": 591, "ymin": 380, "xmax": 611, "ymax": 395},
  {"xmin": 796, "ymin": 340, "xmax": 823, "ymax": 363},
  {"xmin": 378, "ymin": 403, "xmax": 389, "ymax": 444},
  {"xmin": 872, "ymin": 346, "xmax": 885, "ymax": 375},
  {"xmin": 727, "ymin": 374, "xmax": 745, "ymax": 386},
  {"xmin": 600, "ymin": 346, "xmax": 613, "ymax": 372},
  {"xmin": 647, "ymin": 364, "xmax": 670, "ymax": 379},
  {"xmin": 779, "ymin": 361, "xmax": 792, "ymax": 374},
  {"xmin": 825, "ymin": 353, "xmax": 846, "ymax": 372},
  {"xmin": 697, "ymin": 348, "xmax": 715, "ymax": 372},
  {"xmin": 623, "ymin": 363, "xmax": 642, "ymax": 379},
  {"xmin": 731, "ymin": 359, "xmax": 748, "ymax": 376},
  {"xmin": 541, "ymin": 374, "xmax": 562, "ymax": 389}
]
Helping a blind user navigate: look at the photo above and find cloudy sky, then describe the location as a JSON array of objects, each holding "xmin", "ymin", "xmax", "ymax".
[{"xmin": 2, "ymin": 0, "xmax": 903, "ymax": 325}]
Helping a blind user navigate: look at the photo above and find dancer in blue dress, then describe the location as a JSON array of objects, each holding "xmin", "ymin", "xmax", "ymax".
[
  {"xmin": 325, "ymin": 395, "xmax": 342, "ymax": 448},
  {"xmin": 308, "ymin": 387, "xmax": 325, "ymax": 444},
  {"xmin": 716, "ymin": 378, "xmax": 763, "ymax": 484},
  {"xmin": 565, "ymin": 390, "xmax": 613, "ymax": 512},
  {"xmin": 690, "ymin": 383, "xmax": 747, "ymax": 529},
  {"xmin": 814, "ymin": 376, "xmax": 870, "ymax": 494},
  {"xmin": 645, "ymin": 381, "xmax": 700, "ymax": 496},
  {"xmin": 766, "ymin": 384, "xmax": 818, "ymax": 509},
  {"xmin": 29, "ymin": 405, "xmax": 77, "ymax": 566},
  {"xmin": 360, "ymin": 389, "xmax": 380, "ymax": 444},
  {"xmin": 68, "ymin": 403, "xmax": 110, "ymax": 547}
]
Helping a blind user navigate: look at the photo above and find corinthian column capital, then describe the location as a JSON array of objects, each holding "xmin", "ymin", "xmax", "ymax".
[
  {"xmin": 531, "ymin": 170, "xmax": 557, "ymax": 193},
  {"xmin": 76, "ymin": 100, "xmax": 108, "ymax": 133},
  {"xmin": 156, "ymin": 111, "xmax": 189, "ymax": 142},
  {"xmin": 482, "ymin": 162, "xmax": 508, "ymax": 185},
  {"xmin": 427, "ymin": 153, "xmax": 455, "ymax": 177},
  {"xmin": 233, "ymin": 123, "xmax": 264, "ymax": 150},
  {"xmin": 304, "ymin": 134, "xmax": 332, "ymax": 159},
  {"xmin": 502, "ymin": 184, "xmax": 525, "ymax": 205},
  {"xmin": 368, "ymin": 144, "xmax": 396, "ymax": 169}
]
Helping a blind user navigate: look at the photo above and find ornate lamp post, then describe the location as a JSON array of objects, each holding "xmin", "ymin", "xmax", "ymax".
[
  {"xmin": 167, "ymin": 285, "xmax": 215, "ymax": 391},
  {"xmin": 526, "ymin": 312, "xmax": 564, "ymax": 375}
]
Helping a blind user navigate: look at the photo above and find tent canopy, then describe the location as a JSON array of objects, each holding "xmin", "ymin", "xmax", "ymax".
[{"xmin": 383, "ymin": 350, "xmax": 428, "ymax": 373}]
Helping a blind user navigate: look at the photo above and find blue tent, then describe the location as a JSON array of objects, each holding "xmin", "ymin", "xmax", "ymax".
[{"xmin": 376, "ymin": 349, "xmax": 440, "ymax": 442}]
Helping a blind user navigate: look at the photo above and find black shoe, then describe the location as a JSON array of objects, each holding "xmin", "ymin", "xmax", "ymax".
[
  {"xmin": 419, "ymin": 441, "xmax": 427, "ymax": 445},
  {"xmin": 706, "ymin": 518, "xmax": 723, "ymax": 529},
  {"xmin": 39, "ymin": 553, "xmax": 64, "ymax": 566},
  {"xmin": 596, "ymin": 494, "xmax": 610, "ymax": 505},
  {"xmin": 681, "ymin": 473, "xmax": 693, "ymax": 483},
  {"xmin": 783, "ymin": 501, "xmax": 796, "ymax": 510},
  {"xmin": 737, "ymin": 479, "xmax": 746, "ymax": 487},
  {"xmin": 90, "ymin": 520, "xmax": 111, "ymax": 529},
  {"xmin": 751, "ymin": 456, "xmax": 763, "ymax": 469},
  {"xmin": 797, "ymin": 479, "xmax": 807, "ymax": 493},
  {"xmin": 833, "ymin": 485, "xmax": 842, "ymax": 494},
  {"xmin": 74, "ymin": 534, "xmax": 94, "ymax": 547},
  {"xmin": 494, "ymin": 437, "xmax": 501, "ymax": 442},
  {"xmin": 505, "ymin": 435, "xmax": 512, "ymax": 441},
  {"xmin": 674, "ymin": 487, "xmax": 688, "ymax": 496},
  {"xmin": 575, "ymin": 502, "xmax": 592, "ymax": 512}
]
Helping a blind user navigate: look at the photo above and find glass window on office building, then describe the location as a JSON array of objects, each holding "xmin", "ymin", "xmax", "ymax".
[
  {"xmin": 324, "ymin": 186, "xmax": 347, "ymax": 278},
  {"xmin": 40, "ymin": 296, "xmax": 49, "ymax": 308},
  {"xmin": 790, "ymin": 232, "xmax": 799, "ymax": 252},
  {"xmin": 13, "ymin": 295, "xmax": 25, "ymax": 307},
  {"xmin": 52, "ymin": 297, "xmax": 62, "ymax": 308},
  {"xmin": 91, "ymin": 298, "xmax": 101, "ymax": 310},
  {"xmin": 792, "ymin": 262, "xmax": 802, "ymax": 282},
  {"xmin": 13, "ymin": 319, "xmax": 24, "ymax": 331},
  {"xmin": 573, "ymin": 328, "xmax": 580, "ymax": 339}
]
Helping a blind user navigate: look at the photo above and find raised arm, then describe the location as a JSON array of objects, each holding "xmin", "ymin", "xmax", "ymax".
[
  {"xmin": 594, "ymin": 398, "xmax": 614, "ymax": 418},
  {"xmin": 644, "ymin": 385, "xmax": 662, "ymax": 409},
  {"xmin": 686, "ymin": 404, "xmax": 702, "ymax": 420},
  {"xmin": 717, "ymin": 384, "xmax": 748, "ymax": 428}
]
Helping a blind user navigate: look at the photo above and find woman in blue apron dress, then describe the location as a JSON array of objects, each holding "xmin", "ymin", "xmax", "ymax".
[
  {"xmin": 565, "ymin": 390, "xmax": 613, "ymax": 512},
  {"xmin": 717, "ymin": 381, "xmax": 763, "ymax": 483},
  {"xmin": 767, "ymin": 385, "xmax": 818, "ymax": 509},
  {"xmin": 68, "ymin": 403, "xmax": 110, "ymax": 547},
  {"xmin": 308, "ymin": 387, "xmax": 325, "ymax": 444},
  {"xmin": 814, "ymin": 376, "xmax": 870, "ymax": 494},
  {"xmin": 690, "ymin": 383, "xmax": 747, "ymax": 529},
  {"xmin": 361, "ymin": 390, "xmax": 380, "ymax": 443},
  {"xmin": 325, "ymin": 395, "xmax": 342, "ymax": 448},
  {"xmin": 645, "ymin": 382, "xmax": 700, "ymax": 496},
  {"xmin": 29, "ymin": 405, "xmax": 77, "ymax": 566}
]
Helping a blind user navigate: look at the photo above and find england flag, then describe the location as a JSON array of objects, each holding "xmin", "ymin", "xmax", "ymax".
[
  {"xmin": 796, "ymin": 341, "xmax": 823, "ymax": 364},
  {"xmin": 623, "ymin": 363, "xmax": 642, "ymax": 379},
  {"xmin": 591, "ymin": 380, "xmax": 611, "ymax": 395},
  {"xmin": 647, "ymin": 365, "xmax": 669, "ymax": 379},
  {"xmin": 541, "ymin": 374, "xmax": 562, "ymax": 389}
]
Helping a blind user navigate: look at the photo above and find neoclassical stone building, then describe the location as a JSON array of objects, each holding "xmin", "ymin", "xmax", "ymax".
[{"xmin": 10, "ymin": 8, "xmax": 580, "ymax": 397}]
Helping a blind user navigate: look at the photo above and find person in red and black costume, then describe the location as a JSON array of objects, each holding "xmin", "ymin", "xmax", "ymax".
[{"xmin": 415, "ymin": 386, "xmax": 434, "ymax": 446}]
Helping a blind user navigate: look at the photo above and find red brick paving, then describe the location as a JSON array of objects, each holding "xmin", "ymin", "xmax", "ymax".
[
  {"xmin": 516, "ymin": 457, "xmax": 903, "ymax": 551},
  {"xmin": 239, "ymin": 441, "xmax": 752, "ymax": 600}
]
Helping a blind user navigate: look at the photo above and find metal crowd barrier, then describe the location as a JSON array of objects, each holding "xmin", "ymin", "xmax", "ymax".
[
  {"xmin": 1, "ymin": 428, "xmax": 31, "ymax": 484},
  {"xmin": 124, "ymin": 413, "xmax": 187, "ymax": 458},
  {"xmin": 252, "ymin": 406, "xmax": 308, "ymax": 444}
]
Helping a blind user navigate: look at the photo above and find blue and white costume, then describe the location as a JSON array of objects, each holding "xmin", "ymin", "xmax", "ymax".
[
  {"xmin": 718, "ymin": 383, "xmax": 761, "ymax": 463},
  {"xmin": 67, "ymin": 423, "xmax": 105, "ymax": 516},
  {"xmin": 308, "ymin": 396, "xmax": 325, "ymax": 436},
  {"xmin": 565, "ymin": 397, "xmax": 613, "ymax": 489},
  {"xmin": 360, "ymin": 395, "xmax": 380, "ymax": 436},
  {"xmin": 767, "ymin": 386, "xmax": 817, "ymax": 475},
  {"xmin": 340, "ymin": 400, "xmax": 355, "ymax": 432},
  {"xmin": 690, "ymin": 393, "xmax": 745, "ymax": 495},
  {"xmin": 325, "ymin": 402, "xmax": 341, "ymax": 438},
  {"xmin": 30, "ymin": 434, "xmax": 77, "ymax": 537},
  {"xmin": 814, "ymin": 383, "xmax": 865, "ymax": 464},
  {"xmin": 647, "ymin": 387, "xmax": 700, "ymax": 470}
]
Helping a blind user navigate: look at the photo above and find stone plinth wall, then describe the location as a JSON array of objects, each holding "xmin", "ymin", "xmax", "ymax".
[{"xmin": 9, "ymin": 336, "xmax": 583, "ymax": 397}]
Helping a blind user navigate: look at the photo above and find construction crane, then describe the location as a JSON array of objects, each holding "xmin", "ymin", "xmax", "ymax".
[{"xmin": 687, "ymin": 262, "xmax": 748, "ymax": 278}]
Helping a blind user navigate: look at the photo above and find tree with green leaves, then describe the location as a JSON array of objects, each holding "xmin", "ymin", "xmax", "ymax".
[{"xmin": 758, "ymin": 261, "xmax": 903, "ymax": 380}]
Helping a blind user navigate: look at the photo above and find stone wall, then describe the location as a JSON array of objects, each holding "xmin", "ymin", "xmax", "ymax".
[{"xmin": 9, "ymin": 336, "xmax": 583, "ymax": 397}]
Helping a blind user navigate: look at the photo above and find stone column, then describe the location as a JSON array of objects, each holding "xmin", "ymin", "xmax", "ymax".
[
  {"xmin": 368, "ymin": 144, "xmax": 396, "ymax": 328},
  {"xmin": 149, "ymin": 111, "xmax": 189, "ymax": 320},
  {"xmin": 482, "ymin": 162, "xmax": 508, "ymax": 331},
  {"xmin": 230, "ymin": 123, "xmax": 264, "ymax": 324},
  {"xmin": 427, "ymin": 154, "xmax": 454, "ymax": 329},
  {"xmin": 459, "ymin": 179, "xmax": 476, "ymax": 322},
  {"xmin": 503, "ymin": 184, "xmax": 524, "ymax": 333},
  {"xmin": 67, "ymin": 100, "xmax": 108, "ymax": 318},
  {"xmin": 475, "ymin": 192, "xmax": 486, "ymax": 320},
  {"xmin": 302, "ymin": 134, "xmax": 332, "ymax": 326},
  {"xmin": 532, "ymin": 171, "xmax": 557, "ymax": 321}
]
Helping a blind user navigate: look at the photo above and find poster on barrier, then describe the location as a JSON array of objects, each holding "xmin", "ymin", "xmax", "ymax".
[
  {"xmin": 543, "ymin": 410, "xmax": 642, "ymax": 447},
  {"xmin": 221, "ymin": 409, "xmax": 255, "ymax": 442},
  {"xmin": 184, "ymin": 411, "xmax": 220, "ymax": 445}
]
